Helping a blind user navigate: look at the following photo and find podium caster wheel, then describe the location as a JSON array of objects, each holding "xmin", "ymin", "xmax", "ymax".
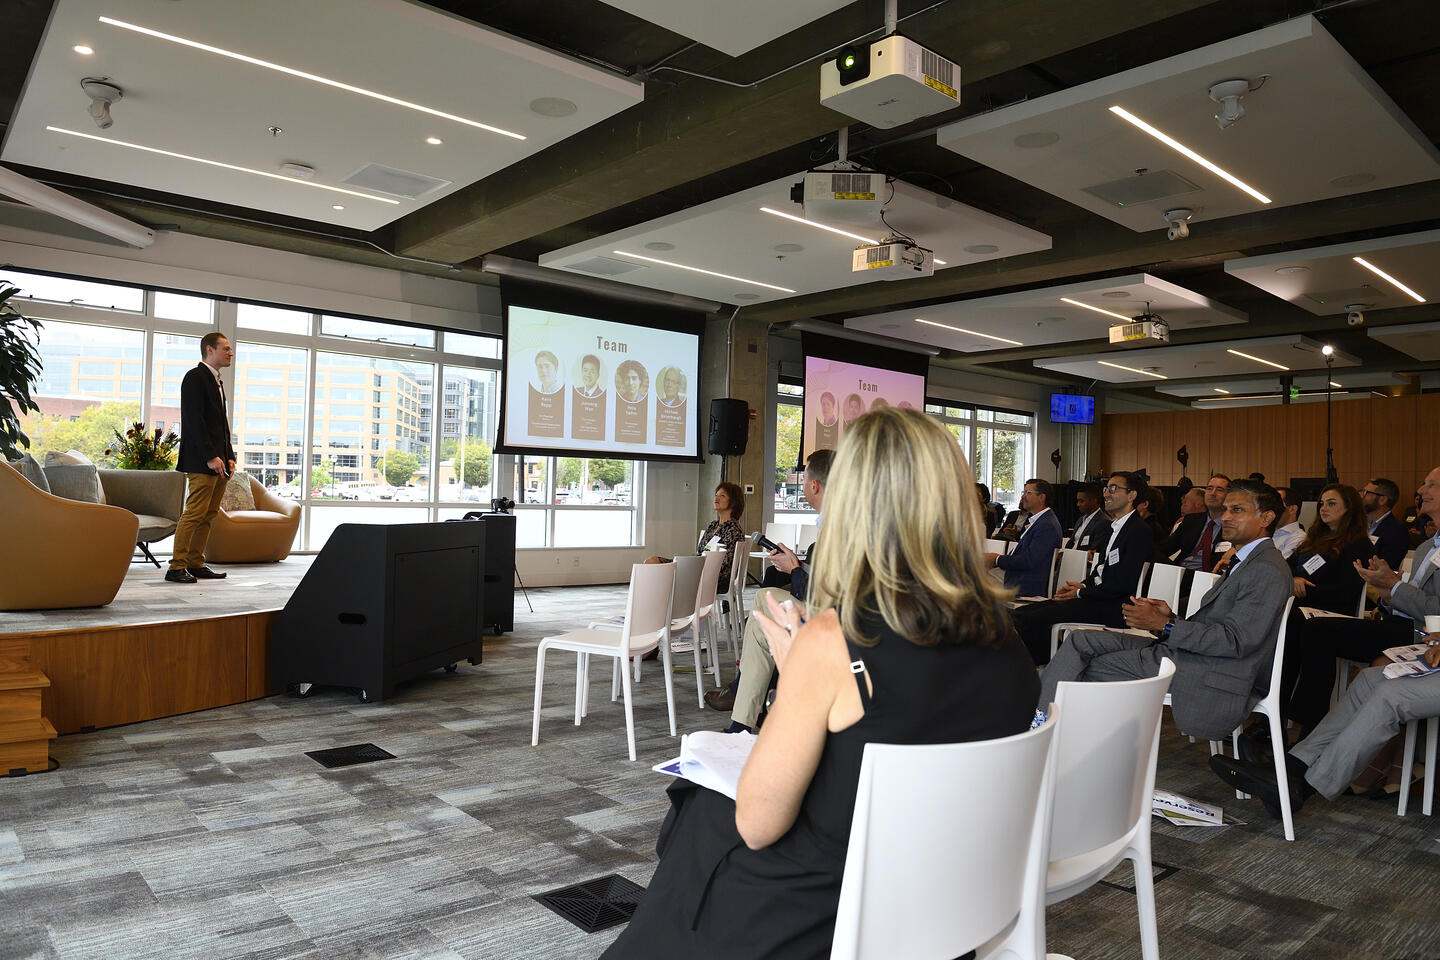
[
  {"xmin": 358, "ymin": 690, "xmax": 371, "ymax": 703},
  {"xmin": 444, "ymin": 663, "xmax": 458, "ymax": 673},
  {"xmin": 295, "ymin": 683, "xmax": 314, "ymax": 698},
  {"xmin": 467, "ymin": 657, "xmax": 480, "ymax": 666}
]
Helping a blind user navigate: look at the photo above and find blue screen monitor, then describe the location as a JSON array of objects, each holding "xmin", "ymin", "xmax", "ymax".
[{"xmin": 1050, "ymin": 394, "xmax": 1095, "ymax": 424}]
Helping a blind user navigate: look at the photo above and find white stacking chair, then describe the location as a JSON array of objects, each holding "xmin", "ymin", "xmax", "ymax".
[
  {"xmin": 756, "ymin": 522, "xmax": 798, "ymax": 574},
  {"xmin": 1143, "ymin": 563, "xmax": 1185, "ymax": 612},
  {"xmin": 718, "ymin": 543, "xmax": 748, "ymax": 655},
  {"xmin": 983, "ymin": 537, "xmax": 1011, "ymax": 557},
  {"xmin": 1049, "ymin": 562, "xmax": 1152, "ymax": 660},
  {"xmin": 531, "ymin": 562, "xmax": 677, "ymax": 762},
  {"xmin": 1226, "ymin": 596, "xmax": 1298, "ymax": 840},
  {"xmin": 1046, "ymin": 659, "xmax": 1175, "ymax": 960},
  {"xmin": 830, "ymin": 716, "xmax": 1059, "ymax": 960},
  {"xmin": 1399, "ymin": 716, "xmax": 1438, "ymax": 817},
  {"xmin": 1330, "ymin": 582, "xmax": 1373, "ymax": 701},
  {"xmin": 1186, "ymin": 571, "xmax": 1221, "ymax": 615},
  {"xmin": 796, "ymin": 523, "xmax": 819, "ymax": 554},
  {"xmin": 596, "ymin": 555, "xmax": 710, "ymax": 707},
  {"xmin": 688, "ymin": 550, "xmax": 728, "ymax": 690},
  {"xmin": 1047, "ymin": 548, "xmax": 1091, "ymax": 598}
]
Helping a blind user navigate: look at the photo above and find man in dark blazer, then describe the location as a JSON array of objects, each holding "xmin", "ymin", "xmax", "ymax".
[
  {"xmin": 1158, "ymin": 473, "xmax": 1229, "ymax": 571},
  {"xmin": 987, "ymin": 478, "xmax": 1063, "ymax": 598},
  {"xmin": 1362, "ymin": 477, "xmax": 1409, "ymax": 571},
  {"xmin": 1013, "ymin": 472, "xmax": 1155, "ymax": 665},
  {"xmin": 1037, "ymin": 479, "xmax": 1293, "ymax": 742},
  {"xmin": 1066, "ymin": 483, "xmax": 1110, "ymax": 551},
  {"xmin": 167, "ymin": 332, "xmax": 236, "ymax": 583}
]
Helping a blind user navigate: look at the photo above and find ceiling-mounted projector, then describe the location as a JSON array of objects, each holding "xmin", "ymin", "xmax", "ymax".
[
  {"xmin": 820, "ymin": 35, "xmax": 959, "ymax": 129},
  {"xmin": 792, "ymin": 170, "xmax": 887, "ymax": 224},
  {"xmin": 852, "ymin": 239, "xmax": 933, "ymax": 281},
  {"xmin": 1108, "ymin": 314, "xmax": 1170, "ymax": 346}
]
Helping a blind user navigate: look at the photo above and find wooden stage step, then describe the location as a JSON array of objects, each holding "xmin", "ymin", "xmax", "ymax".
[
  {"xmin": 0, "ymin": 670, "xmax": 51, "ymax": 691},
  {"xmin": 0, "ymin": 716, "xmax": 57, "ymax": 775}
]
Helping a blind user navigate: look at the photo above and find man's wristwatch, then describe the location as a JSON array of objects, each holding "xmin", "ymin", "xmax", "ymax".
[{"xmin": 1160, "ymin": 614, "xmax": 1178, "ymax": 639}]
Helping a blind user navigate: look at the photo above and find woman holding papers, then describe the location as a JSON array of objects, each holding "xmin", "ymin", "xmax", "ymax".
[{"xmin": 605, "ymin": 406, "xmax": 1037, "ymax": 959}]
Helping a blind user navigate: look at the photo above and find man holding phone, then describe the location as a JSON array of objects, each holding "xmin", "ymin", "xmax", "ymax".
[{"xmin": 167, "ymin": 333, "xmax": 237, "ymax": 584}]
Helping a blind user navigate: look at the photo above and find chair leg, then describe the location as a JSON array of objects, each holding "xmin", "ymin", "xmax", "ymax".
[
  {"xmin": 690, "ymin": 625, "xmax": 705, "ymax": 709},
  {"xmin": 1424, "ymin": 716, "xmax": 1437, "ymax": 817},
  {"xmin": 620, "ymin": 648, "xmax": 637, "ymax": 762},
  {"xmin": 1232, "ymin": 729, "xmax": 1247, "ymax": 799},
  {"xmin": 574, "ymin": 652, "xmax": 584, "ymax": 726},
  {"xmin": 531, "ymin": 642, "xmax": 548, "ymax": 747},
  {"xmin": 1130, "ymin": 847, "xmax": 1160, "ymax": 960},
  {"xmin": 1268, "ymin": 710, "xmax": 1296, "ymax": 841},
  {"xmin": 611, "ymin": 657, "xmax": 620, "ymax": 702},
  {"xmin": 136, "ymin": 541, "xmax": 161, "ymax": 568},
  {"xmin": 1399, "ymin": 719, "xmax": 1418, "ymax": 816},
  {"xmin": 661, "ymin": 635, "xmax": 677, "ymax": 738}
]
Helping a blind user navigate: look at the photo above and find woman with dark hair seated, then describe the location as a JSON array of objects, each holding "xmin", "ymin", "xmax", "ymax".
[
  {"xmin": 604, "ymin": 407, "xmax": 1038, "ymax": 959},
  {"xmin": 647, "ymin": 480, "xmax": 746, "ymax": 586},
  {"xmin": 1276, "ymin": 483, "xmax": 1375, "ymax": 733}
]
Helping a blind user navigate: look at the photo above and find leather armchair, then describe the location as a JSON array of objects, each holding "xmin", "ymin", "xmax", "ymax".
[
  {"xmin": 204, "ymin": 474, "xmax": 301, "ymax": 563},
  {"xmin": 98, "ymin": 469, "xmax": 185, "ymax": 566},
  {"xmin": 0, "ymin": 460, "xmax": 138, "ymax": 610}
]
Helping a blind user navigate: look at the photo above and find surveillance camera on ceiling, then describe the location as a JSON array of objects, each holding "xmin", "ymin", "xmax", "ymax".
[
  {"xmin": 1345, "ymin": 303, "xmax": 1367, "ymax": 327},
  {"xmin": 1208, "ymin": 78, "xmax": 1252, "ymax": 130},
  {"xmin": 1163, "ymin": 207, "xmax": 1193, "ymax": 241},
  {"xmin": 80, "ymin": 77, "xmax": 123, "ymax": 130}
]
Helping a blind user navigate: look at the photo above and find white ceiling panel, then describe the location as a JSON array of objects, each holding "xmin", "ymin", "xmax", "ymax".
[
  {"xmin": 1224, "ymin": 228, "xmax": 1438, "ymax": 316},
  {"xmin": 843, "ymin": 272, "xmax": 1244, "ymax": 354},
  {"xmin": 1034, "ymin": 334, "xmax": 1359, "ymax": 384},
  {"xmin": 935, "ymin": 15, "xmax": 1440, "ymax": 233},
  {"xmin": 1156, "ymin": 370, "xmax": 1410, "ymax": 397},
  {"xmin": 1368, "ymin": 320, "xmax": 1440, "ymax": 361},
  {"xmin": 538, "ymin": 174, "xmax": 1052, "ymax": 304},
  {"xmin": 1, "ymin": 0, "xmax": 643, "ymax": 231},
  {"xmin": 596, "ymin": 0, "xmax": 854, "ymax": 57}
]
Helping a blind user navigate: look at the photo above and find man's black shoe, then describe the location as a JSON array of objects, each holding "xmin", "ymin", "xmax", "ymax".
[
  {"xmin": 164, "ymin": 569, "xmax": 198, "ymax": 583},
  {"xmin": 1209, "ymin": 754, "xmax": 1307, "ymax": 821},
  {"xmin": 187, "ymin": 566, "xmax": 227, "ymax": 579}
]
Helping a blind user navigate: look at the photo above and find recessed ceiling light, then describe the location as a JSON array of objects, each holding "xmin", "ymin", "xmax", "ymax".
[
  {"xmin": 964, "ymin": 244, "xmax": 999, "ymax": 254},
  {"xmin": 1013, "ymin": 131, "xmax": 1060, "ymax": 149},
  {"xmin": 1352, "ymin": 255, "xmax": 1425, "ymax": 303},
  {"xmin": 1226, "ymin": 348, "xmax": 1289, "ymax": 371},
  {"xmin": 1330, "ymin": 172, "xmax": 1376, "ymax": 189},
  {"xmin": 913, "ymin": 318, "xmax": 1023, "ymax": 346},
  {"xmin": 98, "ymin": 16, "xmax": 526, "ymax": 141},
  {"xmin": 1097, "ymin": 360, "xmax": 1167, "ymax": 379},
  {"xmin": 425, "ymin": 136, "xmax": 443, "ymax": 145},
  {"xmin": 1274, "ymin": 265, "xmax": 1309, "ymax": 275},
  {"xmin": 46, "ymin": 126, "xmax": 400, "ymax": 203},
  {"xmin": 644, "ymin": 241, "xmax": 676, "ymax": 251},
  {"xmin": 73, "ymin": 44, "xmax": 94, "ymax": 55},
  {"xmin": 1108, "ymin": 105, "xmax": 1271, "ymax": 204},
  {"xmin": 530, "ymin": 97, "xmax": 578, "ymax": 118},
  {"xmin": 1196, "ymin": 393, "xmax": 1282, "ymax": 402},
  {"xmin": 1101, "ymin": 290, "xmax": 1131, "ymax": 298},
  {"xmin": 1060, "ymin": 297, "xmax": 1131, "ymax": 322},
  {"xmin": 332, "ymin": 204, "xmax": 345, "ymax": 210},
  {"xmin": 1213, "ymin": 388, "xmax": 1230, "ymax": 394},
  {"xmin": 612, "ymin": 250, "xmax": 795, "ymax": 293},
  {"xmin": 759, "ymin": 207, "xmax": 877, "ymax": 244}
]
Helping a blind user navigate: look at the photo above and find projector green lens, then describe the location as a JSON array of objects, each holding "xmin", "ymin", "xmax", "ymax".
[{"xmin": 842, "ymin": 54, "xmax": 855, "ymax": 68}]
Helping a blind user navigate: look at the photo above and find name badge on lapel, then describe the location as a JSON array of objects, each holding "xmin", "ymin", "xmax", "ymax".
[
  {"xmin": 1107, "ymin": 548, "xmax": 1120, "ymax": 567},
  {"xmin": 1214, "ymin": 541, "xmax": 1232, "ymax": 553},
  {"xmin": 1302, "ymin": 554, "xmax": 1326, "ymax": 576}
]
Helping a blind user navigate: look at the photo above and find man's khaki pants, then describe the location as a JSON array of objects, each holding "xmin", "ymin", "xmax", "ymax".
[
  {"xmin": 170, "ymin": 472, "xmax": 227, "ymax": 571},
  {"xmin": 731, "ymin": 586, "xmax": 793, "ymax": 729}
]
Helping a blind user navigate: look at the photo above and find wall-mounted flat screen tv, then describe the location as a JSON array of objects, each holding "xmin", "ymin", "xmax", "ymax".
[{"xmin": 1050, "ymin": 393, "xmax": 1095, "ymax": 424}]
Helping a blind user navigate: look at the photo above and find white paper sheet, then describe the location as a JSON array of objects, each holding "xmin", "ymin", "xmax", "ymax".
[{"xmin": 651, "ymin": 730, "xmax": 756, "ymax": 799}]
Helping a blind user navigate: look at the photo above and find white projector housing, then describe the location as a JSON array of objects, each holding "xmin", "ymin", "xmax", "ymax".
[
  {"xmin": 800, "ymin": 170, "xmax": 887, "ymax": 224},
  {"xmin": 820, "ymin": 35, "xmax": 960, "ymax": 129},
  {"xmin": 852, "ymin": 241, "xmax": 934, "ymax": 281},
  {"xmin": 1108, "ymin": 318, "xmax": 1171, "ymax": 346}
]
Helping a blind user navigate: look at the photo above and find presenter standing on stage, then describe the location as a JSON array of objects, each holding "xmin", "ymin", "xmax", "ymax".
[{"xmin": 166, "ymin": 332, "xmax": 236, "ymax": 584}]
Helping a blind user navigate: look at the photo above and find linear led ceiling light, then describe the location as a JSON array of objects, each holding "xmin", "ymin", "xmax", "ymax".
[
  {"xmin": 47, "ymin": 126, "xmax": 399, "ymax": 204},
  {"xmin": 1097, "ymin": 360, "xmax": 1167, "ymax": 379},
  {"xmin": 1226, "ymin": 347, "xmax": 1289, "ymax": 371},
  {"xmin": 1352, "ymin": 256, "xmax": 1426, "ymax": 303},
  {"xmin": 611, "ymin": 250, "xmax": 796, "ymax": 293},
  {"xmin": 1060, "ymin": 296, "xmax": 1131, "ymax": 322},
  {"xmin": 1213, "ymin": 388, "xmax": 1230, "ymax": 394},
  {"xmin": 1108, "ymin": 105, "xmax": 1271, "ymax": 204},
  {"xmin": 98, "ymin": 16, "xmax": 526, "ymax": 141},
  {"xmin": 913, "ymin": 318, "xmax": 1022, "ymax": 346}
]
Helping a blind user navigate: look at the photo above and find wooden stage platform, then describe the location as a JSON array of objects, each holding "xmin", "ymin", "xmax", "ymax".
[{"xmin": 0, "ymin": 558, "xmax": 313, "ymax": 773}]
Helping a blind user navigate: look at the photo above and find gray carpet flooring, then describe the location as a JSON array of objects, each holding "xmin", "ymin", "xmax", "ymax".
[{"xmin": 2, "ymin": 581, "xmax": 1439, "ymax": 959}]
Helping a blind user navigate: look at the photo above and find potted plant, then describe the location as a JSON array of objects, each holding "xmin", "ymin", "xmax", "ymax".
[
  {"xmin": 106, "ymin": 420, "xmax": 180, "ymax": 470},
  {"xmin": 0, "ymin": 284, "xmax": 43, "ymax": 461}
]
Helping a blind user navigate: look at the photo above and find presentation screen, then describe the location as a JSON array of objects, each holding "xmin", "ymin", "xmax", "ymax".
[
  {"xmin": 496, "ymin": 281, "xmax": 705, "ymax": 463},
  {"xmin": 800, "ymin": 332, "xmax": 928, "ymax": 463},
  {"xmin": 1049, "ymin": 393, "xmax": 1095, "ymax": 424}
]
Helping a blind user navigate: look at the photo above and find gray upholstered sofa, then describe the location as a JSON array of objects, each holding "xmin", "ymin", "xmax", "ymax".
[{"xmin": 98, "ymin": 469, "xmax": 186, "ymax": 566}]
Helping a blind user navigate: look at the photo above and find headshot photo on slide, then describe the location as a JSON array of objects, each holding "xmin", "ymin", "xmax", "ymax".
[
  {"xmin": 574, "ymin": 353, "xmax": 606, "ymax": 397},
  {"xmin": 843, "ymin": 392, "xmax": 864, "ymax": 425},
  {"xmin": 616, "ymin": 360, "xmax": 649, "ymax": 403},
  {"xmin": 818, "ymin": 391, "xmax": 837, "ymax": 426},
  {"xmin": 657, "ymin": 366, "xmax": 687, "ymax": 407},
  {"xmin": 870, "ymin": 396, "xmax": 889, "ymax": 410},
  {"xmin": 532, "ymin": 349, "xmax": 564, "ymax": 394}
]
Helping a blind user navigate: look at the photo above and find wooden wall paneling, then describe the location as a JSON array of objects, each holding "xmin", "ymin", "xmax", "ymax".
[
  {"xmin": 0, "ymin": 637, "xmax": 31, "ymax": 674},
  {"xmin": 246, "ymin": 611, "xmax": 278, "ymax": 700},
  {"xmin": 1182, "ymin": 410, "xmax": 1210, "ymax": 486},
  {"xmin": 1332, "ymin": 396, "xmax": 1371, "ymax": 488}
]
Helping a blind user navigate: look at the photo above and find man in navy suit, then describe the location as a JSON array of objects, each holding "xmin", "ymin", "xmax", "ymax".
[
  {"xmin": 1066, "ymin": 483, "xmax": 1109, "ymax": 551},
  {"xmin": 167, "ymin": 333, "xmax": 236, "ymax": 584},
  {"xmin": 1012, "ymin": 472, "xmax": 1155, "ymax": 665},
  {"xmin": 987, "ymin": 478, "xmax": 1062, "ymax": 598},
  {"xmin": 1362, "ymin": 477, "xmax": 1408, "ymax": 570}
]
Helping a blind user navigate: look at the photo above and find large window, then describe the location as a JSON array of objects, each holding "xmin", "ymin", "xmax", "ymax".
[
  {"xmin": 20, "ymin": 319, "xmax": 145, "ymax": 463},
  {"xmin": 313, "ymin": 352, "xmax": 433, "ymax": 501},
  {"xmin": 926, "ymin": 402, "xmax": 1034, "ymax": 512},
  {"xmin": 235, "ymin": 342, "xmax": 309, "ymax": 495}
]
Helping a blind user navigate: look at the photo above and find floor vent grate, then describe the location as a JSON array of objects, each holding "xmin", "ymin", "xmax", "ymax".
[
  {"xmin": 533, "ymin": 874, "xmax": 646, "ymax": 932},
  {"xmin": 305, "ymin": 743, "xmax": 395, "ymax": 769}
]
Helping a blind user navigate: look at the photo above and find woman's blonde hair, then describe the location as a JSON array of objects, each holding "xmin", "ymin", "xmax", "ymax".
[{"xmin": 807, "ymin": 405, "xmax": 1012, "ymax": 647}]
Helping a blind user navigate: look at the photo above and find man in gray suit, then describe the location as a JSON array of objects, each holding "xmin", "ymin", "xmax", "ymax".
[{"xmin": 1037, "ymin": 479, "xmax": 1293, "ymax": 742}]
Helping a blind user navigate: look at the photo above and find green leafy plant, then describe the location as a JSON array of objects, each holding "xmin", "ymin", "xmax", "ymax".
[
  {"xmin": 106, "ymin": 420, "xmax": 180, "ymax": 470},
  {"xmin": 0, "ymin": 284, "xmax": 44, "ymax": 460}
]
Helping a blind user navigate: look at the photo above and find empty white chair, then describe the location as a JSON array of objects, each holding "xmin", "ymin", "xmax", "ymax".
[
  {"xmin": 757, "ymin": 522, "xmax": 799, "ymax": 573},
  {"xmin": 1046, "ymin": 659, "xmax": 1176, "ymax": 960},
  {"xmin": 830, "ymin": 717, "xmax": 1058, "ymax": 960},
  {"xmin": 796, "ymin": 523, "xmax": 819, "ymax": 554},
  {"xmin": 1227, "ymin": 596, "xmax": 1298, "ymax": 840},
  {"xmin": 1398, "ymin": 715, "xmax": 1438, "ymax": 817},
  {"xmin": 1185, "ymin": 571, "xmax": 1221, "ymax": 616},
  {"xmin": 719, "ymin": 543, "xmax": 748, "ymax": 655},
  {"xmin": 688, "ymin": 549, "xmax": 729, "ymax": 689},
  {"xmin": 983, "ymin": 537, "xmax": 1010, "ymax": 557},
  {"xmin": 1047, "ymin": 548, "xmax": 1091, "ymax": 598},
  {"xmin": 1143, "ymin": 563, "xmax": 1185, "ymax": 612},
  {"xmin": 531, "ymin": 562, "xmax": 677, "ymax": 762},
  {"xmin": 1050, "ymin": 562, "xmax": 1152, "ymax": 659},
  {"xmin": 609, "ymin": 555, "xmax": 709, "ymax": 707}
]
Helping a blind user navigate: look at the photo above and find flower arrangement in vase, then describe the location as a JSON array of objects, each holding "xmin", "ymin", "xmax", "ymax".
[{"xmin": 107, "ymin": 421, "xmax": 180, "ymax": 470}]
